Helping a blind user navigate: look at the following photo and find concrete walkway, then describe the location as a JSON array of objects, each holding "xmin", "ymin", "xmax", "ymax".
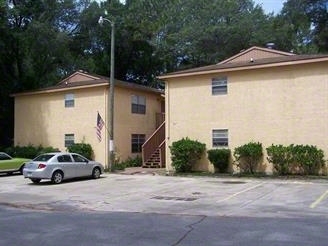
[{"xmin": 114, "ymin": 167, "xmax": 167, "ymax": 176}]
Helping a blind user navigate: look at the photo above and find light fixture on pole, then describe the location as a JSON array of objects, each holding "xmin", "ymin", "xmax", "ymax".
[{"xmin": 98, "ymin": 15, "xmax": 115, "ymax": 172}]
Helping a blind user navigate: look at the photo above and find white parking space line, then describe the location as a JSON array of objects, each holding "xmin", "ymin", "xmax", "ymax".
[
  {"xmin": 310, "ymin": 190, "xmax": 328, "ymax": 209},
  {"xmin": 217, "ymin": 183, "xmax": 264, "ymax": 203}
]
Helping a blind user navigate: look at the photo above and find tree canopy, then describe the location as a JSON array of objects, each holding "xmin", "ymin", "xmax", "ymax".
[{"xmin": 0, "ymin": 0, "xmax": 327, "ymax": 147}]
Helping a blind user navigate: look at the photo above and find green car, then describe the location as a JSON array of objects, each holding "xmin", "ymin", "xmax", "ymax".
[{"xmin": 0, "ymin": 152, "xmax": 30, "ymax": 175}]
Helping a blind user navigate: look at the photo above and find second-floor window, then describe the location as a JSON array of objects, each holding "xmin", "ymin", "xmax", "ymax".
[
  {"xmin": 131, "ymin": 95, "xmax": 146, "ymax": 114},
  {"xmin": 212, "ymin": 77, "xmax": 227, "ymax": 95},
  {"xmin": 65, "ymin": 93, "xmax": 74, "ymax": 107}
]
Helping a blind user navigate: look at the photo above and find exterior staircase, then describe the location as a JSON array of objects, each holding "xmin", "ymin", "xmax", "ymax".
[
  {"xmin": 142, "ymin": 121, "xmax": 165, "ymax": 168},
  {"xmin": 143, "ymin": 148, "xmax": 161, "ymax": 168}
]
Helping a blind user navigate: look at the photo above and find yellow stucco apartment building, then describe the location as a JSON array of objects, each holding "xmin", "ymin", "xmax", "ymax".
[
  {"xmin": 159, "ymin": 46, "xmax": 328, "ymax": 173},
  {"xmin": 12, "ymin": 71, "xmax": 164, "ymax": 168}
]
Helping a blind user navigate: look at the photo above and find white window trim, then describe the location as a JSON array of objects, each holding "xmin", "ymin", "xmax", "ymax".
[
  {"xmin": 212, "ymin": 129, "xmax": 228, "ymax": 147},
  {"xmin": 65, "ymin": 93, "xmax": 75, "ymax": 108},
  {"xmin": 131, "ymin": 95, "xmax": 146, "ymax": 114},
  {"xmin": 65, "ymin": 134, "xmax": 75, "ymax": 147},
  {"xmin": 212, "ymin": 77, "xmax": 227, "ymax": 95},
  {"xmin": 131, "ymin": 134, "xmax": 146, "ymax": 153}
]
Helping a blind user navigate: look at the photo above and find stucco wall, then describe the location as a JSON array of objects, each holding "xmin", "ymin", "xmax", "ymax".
[
  {"xmin": 14, "ymin": 85, "xmax": 162, "ymax": 168},
  {"xmin": 114, "ymin": 87, "xmax": 163, "ymax": 162},
  {"xmin": 165, "ymin": 62, "xmax": 328, "ymax": 173},
  {"xmin": 225, "ymin": 50, "xmax": 290, "ymax": 64},
  {"xmin": 14, "ymin": 87, "xmax": 107, "ymax": 165}
]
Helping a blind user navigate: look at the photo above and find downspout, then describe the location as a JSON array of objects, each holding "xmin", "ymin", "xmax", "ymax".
[{"xmin": 165, "ymin": 80, "xmax": 170, "ymax": 174}]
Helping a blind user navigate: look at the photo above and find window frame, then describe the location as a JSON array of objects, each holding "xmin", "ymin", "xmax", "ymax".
[
  {"xmin": 72, "ymin": 154, "xmax": 88, "ymax": 163},
  {"xmin": 131, "ymin": 134, "xmax": 146, "ymax": 153},
  {"xmin": 0, "ymin": 152, "xmax": 11, "ymax": 160},
  {"xmin": 64, "ymin": 134, "xmax": 75, "ymax": 147},
  {"xmin": 65, "ymin": 93, "xmax": 75, "ymax": 108},
  {"xmin": 212, "ymin": 77, "xmax": 228, "ymax": 95},
  {"xmin": 57, "ymin": 154, "xmax": 73, "ymax": 163},
  {"xmin": 131, "ymin": 95, "xmax": 146, "ymax": 114},
  {"xmin": 212, "ymin": 129, "xmax": 229, "ymax": 147}
]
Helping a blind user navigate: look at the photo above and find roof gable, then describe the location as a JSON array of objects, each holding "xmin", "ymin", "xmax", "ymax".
[
  {"xmin": 58, "ymin": 70, "xmax": 101, "ymax": 85},
  {"xmin": 12, "ymin": 70, "xmax": 163, "ymax": 97},
  {"xmin": 219, "ymin": 46, "xmax": 295, "ymax": 64},
  {"xmin": 159, "ymin": 53, "xmax": 328, "ymax": 79}
]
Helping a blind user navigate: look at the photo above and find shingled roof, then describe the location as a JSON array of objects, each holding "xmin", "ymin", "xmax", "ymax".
[
  {"xmin": 158, "ymin": 47, "xmax": 328, "ymax": 79},
  {"xmin": 12, "ymin": 70, "xmax": 163, "ymax": 96}
]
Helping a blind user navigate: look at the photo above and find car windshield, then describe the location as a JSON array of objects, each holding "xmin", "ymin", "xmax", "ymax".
[
  {"xmin": 0, "ymin": 153, "xmax": 12, "ymax": 160},
  {"xmin": 33, "ymin": 154, "xmax": 55, "ymax": 162}
]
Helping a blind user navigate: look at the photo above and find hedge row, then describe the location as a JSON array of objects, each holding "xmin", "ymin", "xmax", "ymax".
[
  {"xmin": 267, "ymin": 144, "xmax": 325, "ymax": 175},
  {"xmin": 3, "ymin": 145, "xmax": 60, "ymax": 159},
  {"xmin": 170, "ymin": 139, "xmax": 327, "ymax": 175},
  {"xmin": 2, "ymin": 144, "xmax": 142, "ymax": 168},
  {"xmin": 2, "ymin": 143, "xmax": 94, "ymax": 160}
]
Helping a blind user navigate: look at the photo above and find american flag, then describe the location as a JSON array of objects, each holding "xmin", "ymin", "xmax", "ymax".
[{"xmin": 96, "ymin": 112, "xmax": 105, "ymax": 142}]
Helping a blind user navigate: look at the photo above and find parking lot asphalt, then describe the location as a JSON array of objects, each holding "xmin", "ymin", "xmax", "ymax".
[{"xmin": 0, "ymin": 171, "xmax": 328, "ymax": 218}]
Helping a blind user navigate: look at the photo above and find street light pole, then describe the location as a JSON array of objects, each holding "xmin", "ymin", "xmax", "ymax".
[{"xmin": 98, "ymin": 16, "xmax": 115, "ymax": 172}]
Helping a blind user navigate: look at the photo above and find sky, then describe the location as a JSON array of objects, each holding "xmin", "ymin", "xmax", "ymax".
[
  {"xmin": 253, "ymin": 0, "xmax": 287, "ymax": 15},
  {"xmin": 95, "ymin": 0, "xmax": 286, "ymax": 15}
]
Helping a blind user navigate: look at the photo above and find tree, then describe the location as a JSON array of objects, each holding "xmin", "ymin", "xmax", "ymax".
[
  {"xmin": 0, "ymin": 0, "xmax": 325, "ymax": 148},
  {"xmin": 276, "ymin": 0, "xmax": 328, "ymax": 53},
  {"xmin": 305, "ymin": 0, "xmax": 328, "ymax": 52},
  {"xmin": 0, "ymin": 0, "xmax": 89, "ymax": 146},
  {"xmin": 123, "ymin": 0, "xmax": 278, "ymax": 72}
]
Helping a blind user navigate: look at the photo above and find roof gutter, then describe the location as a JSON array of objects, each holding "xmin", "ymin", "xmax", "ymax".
[
  {"xmin": 11, "ymin": 83, "xmax": 109, "ymax": 97},
  {"xmin": 158, "ymin": 56, "xmax": 328, "ymax": 80}
]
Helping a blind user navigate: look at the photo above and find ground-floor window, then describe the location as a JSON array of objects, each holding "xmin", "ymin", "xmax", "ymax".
[
  {"xmin": 65, "ymin": 134, "xmax": 75, "ymax": 147},
  {"xmin": 212, "ymin": 129, "xmax": 228, "ymax": 147},
  {"xmin": 131, "ymin": 134, "xmax": 145, "ymax": 153}
]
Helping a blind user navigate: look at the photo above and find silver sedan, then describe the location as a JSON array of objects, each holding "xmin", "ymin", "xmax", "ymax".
[{"xmin": 23, "ymin": 152, "xmax": 104, "ymax": 184}]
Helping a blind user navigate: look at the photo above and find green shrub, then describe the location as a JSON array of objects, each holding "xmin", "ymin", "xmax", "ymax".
[
  {"xmin": 112, "ymin": 162, "xmax": 126, "ymax": 171},
  {"xmin": 266, "ymin": 144, "xmax": 293, "ymax": 175},
  {"xmin": 169, "ymin": 138, "xmax": 206, "ymax": 173},
  {"xmin": 3, "ymin": 145, "xmax": 59, "ymax": 159},
  {"xmin": 267, "ymin": 144, "xmax": 325, "ymax": 175},
  {"xmin": 38, "ymin": 146, "xmax": 60, "ymax": 154},
  {"xmin": 111, "ymin": 156, "xmax": 143, "ymax": 171},
  {"xmin": 67, "ymin": 143, "xmax": 93, "ymax": 160},
  {"xmin": 125, "ymin": 156, "xmax": 143, "ymax": 167},
  {"xmin": 291, "ymin": 144, "xmax": 325, "ymax": 175},
  {"xmin": 3, "ymin": 146, "xmax": 17, "ymax": 157},
  {"xmin": 4, "ymin": 145, "xmax": 39, "ymax": 159},
  {"xmin": 207, "ymin": 149, "xmax": 231, "ymax": 173},
  {"xmin": 233, "ymin": 142, "xmax": 263, "ymax": 174}
]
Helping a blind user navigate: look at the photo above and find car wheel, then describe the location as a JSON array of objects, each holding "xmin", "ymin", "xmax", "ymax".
[
  {"xmin": 19, "ymin": 164, "xmax": 25, "ymax": 175},
  {"xmin": 30, "ymin": 178, "xmax": 41, "ymax": 184},
  {"xmin": 92, "ymin": 167, "xmax": 101, "ymax": 179},
  {"xmin": 51, "ymin": 171, "xmax": 63, "ymax": 184}
]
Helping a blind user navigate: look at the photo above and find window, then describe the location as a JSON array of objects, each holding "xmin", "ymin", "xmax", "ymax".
[
  {"xmin": 57, "ymin": 154, "xmax": 73, "ymax": 162},
  {"xmin": 65, "ymin": 93, "xmax": 74, "ymax": 107},
  {"xmin": 212, "ymin": 129, "xmax": 228, "ymax": 147},
  {"xmin": 34, "ymin": 154, "xmax": 54, "ymax": 162},
  {"xmin": 212, "ymin": 77, "xmax": 227, "ymax": 95},
  {"xmin": 131, "ymin": 134, "xmax": 145, "ymax": 153},
  {"xmin": 131, "ymin": 95, "xmax": 146, "ymax": 114},
  {"xmin": 64, "ymin": 134, "xmax": 74, "ymax": 147},
  {"xmin": 72, "ymin": 154, "xmax": 88, "ymax": 163},
  {"xmin": 0, "ymin": 152, "xmax": 11, "ymax": 160}
]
